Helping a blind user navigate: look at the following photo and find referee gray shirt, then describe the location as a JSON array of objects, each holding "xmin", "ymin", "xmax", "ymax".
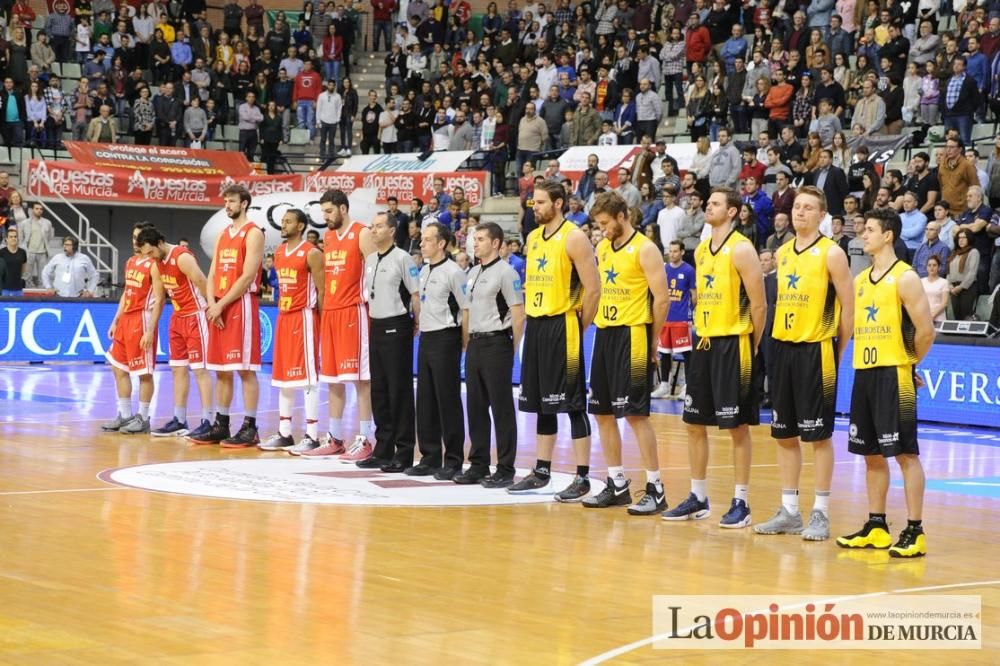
[
  {"xmin": 465, "ymin": 256, "xmax": 524, "ymax": 333},
  {"xmin": 364, "ymin": 246, "xmax": 420, "ymax": 319},
  {"xmin": 418, "ymin": 258, "xmax": 468, "ymax": 331}
]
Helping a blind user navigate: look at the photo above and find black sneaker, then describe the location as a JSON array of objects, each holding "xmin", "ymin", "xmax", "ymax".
[
  {"xmin": 434, "ymin": 465, "xmax": 461, "ymax": 481},
  {"xmin": 355, "ymin": 457, "xmax": 388, "ymax": 469},
  {"xmin": 220, "ymin": 420, "xmax": 260, "ymax": 449},
  {"xmin": 506, "ymin": 470, "xmax": 552, "ymax": 494},
  {"xmin": 453, "ymin": 466, "xmax": 491, "ymax": 484},
  {"xmin": 481, "ymin": 472, "xmax": 515, "ymax": 489},
  {"xmin": 888, "ymin": 525, "xmax": 927, "ymax": 558},
  {"xmin": 404, "ymin": 461, "xmax": 440, "ymax": 476},
  {"xmin": 188, "ymin": 420, "xmax": 230, "ymax": 445},
  {"xmin": 582, "ymin": 477, "xmax": 632, "ymax": 508},
  {"xmin": 555, "ymin": 475, "xmax": 592, "ymax": 502},
  {"xmin": 627, "ymin": 482, "xmax": 668, "ymax": 515}
]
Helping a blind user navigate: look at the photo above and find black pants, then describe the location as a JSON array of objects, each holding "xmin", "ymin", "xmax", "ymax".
[
  {"xmin": 157, "ymin": 123, "xmax": 177, "ymax": 146},
  {"xmin": 635, "ymin": 119, "xmax": 658, "ymax": 142},
  {"xmin": 465, "ymin": 333, "xmax": 517, "ymax": 475},
  {"xmin": 416, "ymin": 327, "xmax": 465, "ymax": 469},
  {"xmin": 370, "ymin": 315, "xmax": 416, "ymax": 464},
  {"xmin": 239, "ymin": 129, "xmax": 258, "ymax": 161},
  {"xmin": 361, "ymin": 135, "xmax": 380, "ymax": 154}
]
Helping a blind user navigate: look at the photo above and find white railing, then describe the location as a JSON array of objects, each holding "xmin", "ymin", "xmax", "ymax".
[{"xmin": 22, "ymin": 155, "xmax": 119, "ymax": 288}]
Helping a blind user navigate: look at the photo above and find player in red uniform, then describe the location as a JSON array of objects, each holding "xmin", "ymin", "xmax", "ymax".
[
  {"xmin": 259, "ymin": 209, "xmax": 326, "ymax": 452},
  {"xmin": 296, "ymin": 189, "xmax": 377, "ymax": 459},
  {"xmin": 192, "ymin": 185, "xmax": 265, "ymax": 448},
  {"xmin": 101, "ymin": 223, "xmax": 165, "ymax": 435},
  {"xmin": 136, "ymin": 226, "xmax": 215, "ymax": 439}
]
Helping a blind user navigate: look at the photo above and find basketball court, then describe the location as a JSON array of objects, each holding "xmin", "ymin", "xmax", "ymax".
[{"xmin": 0, "ymin": 363, "xmax": 997, "ymax": 663}]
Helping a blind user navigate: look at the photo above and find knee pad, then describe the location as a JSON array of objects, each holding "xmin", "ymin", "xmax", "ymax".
[
  {"xmin": 536, "ymin": 413, "xmax": 558, "ymax": 436},
  {"xmin": 568, "ymin": 410, "xmax": 591, "ymax": 439}
]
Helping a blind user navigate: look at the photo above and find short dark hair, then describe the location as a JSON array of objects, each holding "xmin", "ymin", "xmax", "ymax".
[
  {"xmin": 320, "ymin": 188, "xmax": 350, "ymax": 210},
  {"xmin": 425, "ymin": 221, "xmax": 453, "ymax": 248},
  {"xmin": 474, "ymin": 221, "xmax": 505, "ymax": 244},
  {"xmin": 135, "ymin": 227, "xmax": 165, "ymax": 247},
  {"xmin": 711, "ymin": 186, "xmax": 741, "ymax": 213},
  {"xmin": 221, "ymin": 184, "xmax": 251, "ymax": 208},
  {"xmin": 285, "ymin": 208, "xmax": 309, "ymax": 231},
  {"xmin": 865, "ymin": 207, "xmax": 902, "ymax": 243},
  {"xmin": 133, "ymin": 221, "xmax": 154, "ymax": 232},
  {"xmin": 178, "ymin": 237, "xmax": 189, "ymax": 244},
  {"xmin": 669, "ymin": 239, "xmax": 685, "ymax": 252},
  {"xmin": 378, "ymin": 212, "xmax": 398, "ymax": 229},
  {"xmin": 534, "ymin": 180, "xmax": 567, "ymax": 209},
  {"xmin": 387, "ymin": 196, "xmax": 398, "ymax": 203}
]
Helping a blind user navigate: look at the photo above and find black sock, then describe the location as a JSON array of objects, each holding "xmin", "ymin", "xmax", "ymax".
[
  {"xmin": 244, "ymin": 416, "xmax": 257, "ymax": 429},
  {"xmin": 535, "ymin": 459, "xmax": 551, "ymax": 477},
  {"xmin": 907, "ymin": 519, "xmax": 923, "ymax": 530},
  {"xmin": 216, "ymin": 412, "xmax": 230, "ymax": 427},
  {"xmin": 868, "ymin": 513, "xmax": 887, "ymax": 527},
  {"xmin": 576, "ymin": 465, "xmax": 590, "ymax": 478}
]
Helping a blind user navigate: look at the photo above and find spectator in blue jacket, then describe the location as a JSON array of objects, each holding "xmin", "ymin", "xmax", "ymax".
[
  {"xmin": 742, "ymin": 175, "xmax": 775, "ymax": 239},
  {"xmin": 720, "ymin": 24, "xmax": 748, "ymax": 76},
  {"xmin": 807, "ymin": 0, "xmax": 836, "ymax": 38}
]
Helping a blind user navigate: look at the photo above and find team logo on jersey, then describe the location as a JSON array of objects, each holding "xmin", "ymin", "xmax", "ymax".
[
  {"xmin": 409, "ymin": 265, "xmax": 419, "ymax": 278},
  {"xmin": 810, "ymin": 247, "xmax": 820, "ymax": 256},
  {"xmin": 722, "ymin": 247, "xmax": 730, "ymax": 255},
  {"xmin": 849, "ymin": 423, "xmax": 859, "ymax": 438},
  {"xmin": 259, "ymin": 310, "xmax": 274, "ymax": 356},
  {"xmin": 99, "ymin": 460, "xmax": 582, "ymax": 507},
  {"xmin": 684, "ymin": 394, "xmax": 693, "ymax": 408},
  {"xmin": 886, "ymin": 276, "xmax": 895, "ymax": 284},
  {"xmin": 513, "ymin": 279, "xmax": 522, "ymax": 291}
]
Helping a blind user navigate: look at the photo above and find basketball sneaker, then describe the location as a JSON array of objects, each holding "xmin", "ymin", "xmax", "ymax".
[
  {"xmin": 627, "ymin": 482, "xmax": 668, "ymax": 516},
  {"xmin": 650, "ymin": 382, "xmax": 672, "ymax": 399},
  {"xmin": 661, "ymin": 492, "xmax": 711, "ymax": 521},
  {"xmin": 582, "ymin": 477, "xmax": 632, "ymax": 508},
  {"xmin": 258, "ymin": 433, "xmax": 295, "ymax": 451},
  {"xmin": 297, "ymin": 435, "xmax": 346, "ymax": 458},
  {"xmin": 119, "ymin": 415, "xmax": 150, "ymax": 435},
  {"xmin": 835, "ymin": 520, "xmax": 892, "ymax": 549},
  {"xmin": 220, "ymin": 420, "xmax": 260, "ymax": 448},
  {"xmin": 101, "ymin": 414, "xmax": 130, "ymax": 432},
  {"xmin": 338, "ymin": 435, "xmax": 373, "ymax": 463},
  {"xmin": 888, "ymin": 526, "xmax": 927, "ymax": 558},
  {"xmin": 801, "ymin": 510, "xmax": 831, "ymax": 541},
  {"xmin": 481, "ymin": 472, "xmax": 515, "ymax": 489},
  {"xmin": 188, "ymin": 420, "xmax": 230, "ymax": 445},
  {"xmin": 554, "ymin": 475, "xmax": 591, "ymax": 502},
  {"xmin": 151, "ymin": 417, "xmax": 189, "ymax": 437},
  {"xmin": 753, "ymin": 506, "xmax": 804, "ymax": 535},
  {"xmin": 671, "ymin": 385, "xmax": 687, "ymax": 401},
  {"xmin": 506, "ymin": 469, "xmax": 552, "ymax": 494},
  {"xmin": 185, "ymin": 419, "xmax": 213, "ymax": 442},
  {"xmin": 719, "ymin": 498, "xmax": 751, "ymax": 528}
]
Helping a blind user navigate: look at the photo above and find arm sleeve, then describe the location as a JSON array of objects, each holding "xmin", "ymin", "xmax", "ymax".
[
  {"xmin": 401, "ymin": 255, "xmax": 420, "ymax": 294},
  {"xmin": 450, "ymin": 265, "xmax": 469, "ymax": 308},
  {"xmin": 500, "ymin": 265, "xmax": 524, "ymax": 305}
]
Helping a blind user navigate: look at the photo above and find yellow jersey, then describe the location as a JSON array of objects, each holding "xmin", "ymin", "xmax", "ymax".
[
  {"xmin": 853, "ymin": 260, "xmax": 918, "ymax": 369},
  {"xmin": 524, "ymin": 220, "xmax": 582, "ymax": 317},
  {"xmin": 594, "ymin": 231, "xmax": 652, "ymax": 328},
  {"xmin": 773, "ymin": 236, "xmax": 841, "ymax": 343},
  {"xmin": 694, "ymin": 229, "xmax": 753, "ymax": 338}
]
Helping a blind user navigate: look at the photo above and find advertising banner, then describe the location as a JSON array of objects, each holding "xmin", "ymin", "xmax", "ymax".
[
  {"xmin": 338, "ymin": 151, "xmax": 475, "ymax": 173},
  {"xmin": 63, "ymin": 141, "xmax": 255, "ymax": 176},
  {"xmin": 302, "ymin": 170, "xmax": 489, "ymax": 207}
]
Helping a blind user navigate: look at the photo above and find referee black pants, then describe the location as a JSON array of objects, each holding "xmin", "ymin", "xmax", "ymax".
[
  {"xmin": 416, "ymin": 327, "xmax": 465, "ymax": 469},
  {"xmin": 465, "ymin": 333, "xmax": 517, "ymax": 475},
  {"xmin": 370, "ymin": 315, "xmax": 416, "ymax": 464}
]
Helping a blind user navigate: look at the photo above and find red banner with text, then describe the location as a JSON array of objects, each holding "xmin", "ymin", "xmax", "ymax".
[
  {"xmin": 302, "ymin": 171, "xmax": 488, "ymax": 207},
  {"xmin": 62, "ymin": 141, "xmax": 256, "ymax": 176}
]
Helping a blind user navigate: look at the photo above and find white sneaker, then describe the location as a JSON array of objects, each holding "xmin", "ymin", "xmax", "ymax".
[
  {"xmin": 650, "ymin": 382, "xmax": 672, "ymax": 399},
  {"xmin": 671, "ymin": 385, "xmax": 687, "ymax": 401}
]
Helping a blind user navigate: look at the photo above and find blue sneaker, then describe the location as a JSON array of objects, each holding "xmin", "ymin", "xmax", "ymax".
[
  {"xmin": 186, "ymin": 419, "xmax": 212, "ymax": 442},
  {"xmin": 151, "ymin": 417, "xmax": 190, "ymax": 437},
  {"xmin": 719, "ymin": 498, "xmax": 752, "ymax": 529},
  {"xmin": 661, "ymin": 492, "xmax": 711, "ymax": 521}
]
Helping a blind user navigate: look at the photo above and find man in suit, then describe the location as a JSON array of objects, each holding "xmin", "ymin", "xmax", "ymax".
[
  {"xmin": 153, "ymin": 81, "xmax": 183, "ymax": 146},
  {"xmin": 759, "ymin": 248, "xmax": 778, "ymax": 408},
  {"xmin": 942, "ymin": 56, "xmax": 980, "ymax": 146},
  {"xmin": 630, "ymin": 135, "xmax": 656, "ymax": 193},
  {"xmin": 813, "ymin": 149, "xmax": 849, "ymax": 216}
]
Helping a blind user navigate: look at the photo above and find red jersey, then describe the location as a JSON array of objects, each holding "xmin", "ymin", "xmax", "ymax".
[
  {"xmin": 323, "ymin": 221, "xmax": 365, "ymax": 310},
  {"xmin": 213, "ymin": 222, "xmax": 262, "ymax": 300},
  {"xmin": 159, "ymin": 245, "xmax": 206, "ymax": 316},
  {"xmin": 275, "ymin": 240, "xmax": 318, "ymax": 312},
  {"xmin": 122, "ymin": 255, "xmax": 155, "ymax": 314}
]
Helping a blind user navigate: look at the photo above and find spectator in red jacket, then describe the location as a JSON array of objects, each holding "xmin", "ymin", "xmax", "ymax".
[
  {"xmin": 451, "ymin": 0, "xmax": 472, "ymax": 26},
  {"xmin": 764, "ymin": 68, "xmax": 794, "ymax": 136},
  {"xmin": 293, "ymin": 61, "xmax": 322, "ymax": 140},
  {"xmin": 371, "ymin": 0, "xmax": 396, "ymax": 51},
  {"xmin": 685, "ymin": 15, "xmax": 712, "ymax": 70},
  {"xmin": 739, "ymin": 146, "xmax": 766, "ymax": 185}
]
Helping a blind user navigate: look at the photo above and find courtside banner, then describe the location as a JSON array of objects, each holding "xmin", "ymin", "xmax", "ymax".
[
  {"xmin": 62, "ymin": 141, "xmax": 255, "ymax": 176},
  {"xmin": 26, "ymin": 160, "xmax": 301, "ymax": 208},
  {"xmin": 302, "ymin": 170, "xmax": 489, "ymax": 207},
  {"xmin": 652, "ymin": 595, "xmax": 981, "ymax": 649}
]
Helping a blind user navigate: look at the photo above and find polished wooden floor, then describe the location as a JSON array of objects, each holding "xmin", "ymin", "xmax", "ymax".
[{"xmin": 0, "ymin": 365, "xmax": 998, "ymax": 664}]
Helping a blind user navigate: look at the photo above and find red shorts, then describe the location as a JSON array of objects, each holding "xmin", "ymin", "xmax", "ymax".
[
  {"xmin": 169, "ymin": 311, "xmax": 209, "ymax": 369},
  {"xmin": 272, "ymin": 308, "xmax": 320, "ymax": 388},
  {"xmin": 106, "ymin": 309, "xmax": 156, "ymax": 377},
  {"xmin": 319, "ymin": 304, "xmax": 370, "ymax": 383},
  {"xmin": 658, "ymin": 321, "xmax": 692, "ymax": 354},
  {"xmin": 206, "ymin": 293, "xmax": 262, "ymax": 371}
]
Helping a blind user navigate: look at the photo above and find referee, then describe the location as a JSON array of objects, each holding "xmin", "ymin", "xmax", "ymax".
[
  {"xmin": 406, "ymin": 222, "xmax": 469, "ymax": 480},
  {"xmin": 458, "ymin": 222, "xmax": 526, "ymax": 487},
  {"xmin": 363, "ymin": 213, "xmax": 421, "ymax": 472}
]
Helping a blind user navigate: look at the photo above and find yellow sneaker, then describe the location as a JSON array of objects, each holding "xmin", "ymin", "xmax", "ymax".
[
  {"xmin": 836, "ymin": 521, "xmax": 892, "ymax": 549},
  {"xmin": 889, "ymin": 526, "xmax": 927, "ymax": 558}
]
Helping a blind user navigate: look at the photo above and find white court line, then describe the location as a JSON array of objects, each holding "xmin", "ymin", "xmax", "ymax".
[
  {"xmin": 579, "ymin": 579, "xmax": 1000, "ymax": 665},
  {"xmin": 41, "ymin": 400, "xmax": 333, "ymax": 425},
  {"xmin": 0, "ymin": 487, "xmax": 130, "ymax": 496}
]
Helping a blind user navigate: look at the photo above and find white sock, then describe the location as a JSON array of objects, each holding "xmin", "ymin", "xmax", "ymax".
[
  {"xmin": 278, "ymin": 389, "xmax": 294, "ymax": 437},
  {"xmin": 305, "ymin": 388, "xmax": 320, "ymax": 439},
  {"xmin": 691, "ymin": 479, "xmax": 707, "ymax": 502},
  {"xmin": 360, "ymin": 420, "xmax": 375, "ymax": 441},
  {"xmin": 278, "ymin": 417, "xmax": 292, "ymax": 438},
  {"xmin": 202, "ymin": 407, "xmax": 213, "ymax": 422},
  {"xmin": 218, "ymin": 406, "xmax": 230, "ymax": 417},
  {"xmin": 609, "ymin": 465, "xmax": 627, "ymax": 488},
  {"xmin": 174, "ymin": 406, "xmax": 187, "ymax": 423},
  {"xmin": 328, "ymin": 418, "xmax": 344, "ymax": 439},
  {"xmin": 138, "ymin": 402, "xmax": 150, "ymax": 419},
  {"xmin": 782, "ymin": 489, "xmax": 800, "ymax": 514},
  {"xmin": 735, "ymin": 485, "xmax": 749, "ymax": 502},
  {"xmin": 118, "ymin": 398, "xmax": 132, "ymax": 418},
  {"xmin": 244, "ymin": 407, "xmax": 257, "ymax": 418},
  {"xmin": 646, "ymin": 470, "xmax": 662, "ymax": 488},
  {"xmin": 814, "ymin": 490, "xmax": 831, "ymax": 516}
]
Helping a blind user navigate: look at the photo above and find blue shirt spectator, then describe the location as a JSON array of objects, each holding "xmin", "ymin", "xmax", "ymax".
[{"xmin": 665, "ymin": 261, "xmax": 696, "ymax": 322}]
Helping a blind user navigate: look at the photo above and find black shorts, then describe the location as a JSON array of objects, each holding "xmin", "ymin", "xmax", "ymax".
[
  {"xmin": 769, "ymin": 339, "xmax": 838, "ymax": 442},
  {"xmin": 588, "ymin": 325, "xmax": 654, "ymax": 418},
  {"xmin": 518, "ymin": 312, "xmax": 587, "ymax": 414},
  {"xmin": 682, "ymin": 333, "xmax": 760, "ymax": 429},
  {"xmin": 848, "ymin": 366, "xmax": 919, "ymax": 457}
]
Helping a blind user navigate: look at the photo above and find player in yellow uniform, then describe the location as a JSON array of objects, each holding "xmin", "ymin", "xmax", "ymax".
[
  {"xmin": 582, "ymin": 192, "xmax": 671, "ymax": 515},
  {"xmin": 662, "ymin": 187, "xmax": 766, "ymax": 528},
  {"xmin": 754, "ymin": 186, "xmax": 855, "ymax": 541},
  {"xmin": 837, "ymin": 208, "xmax": 935, "ymax": 558},
  {"xmin": 508, "ymin": 181, "xmax": 601, "ymax": 502}
]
